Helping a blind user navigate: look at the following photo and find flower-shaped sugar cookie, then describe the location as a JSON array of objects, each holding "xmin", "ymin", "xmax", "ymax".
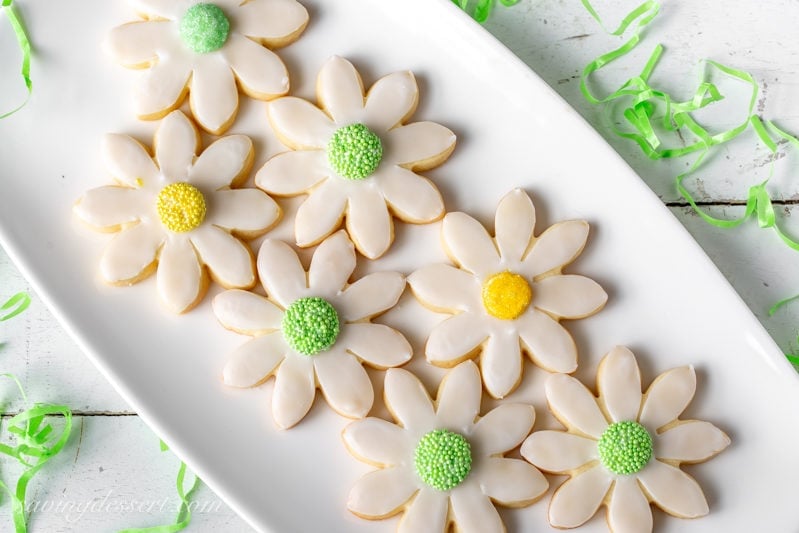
[
  {"xmin": 408, "ymin": 188, "xmax": 607, "ymax": 398},
  {"xmin": 343, "ymin": 360, "xmax": 548, "ymax": 533},
  {"xmin": 256, "ymin": 56, "xmax": 456, "ymax": 259},
  {"xmin": 213, "ymin": 231, "xmax": 412, "ymax": 429},
  {"xmin": 106, "ymin": 0, "xmax": 308, "ymax": 134},
  {"xmin": 74, "ymin": 110, "xmax": 280, "ymax": 313},
  {"xmin": 521, "ymin": 346, "xmax": 730, "ymax": 532}
]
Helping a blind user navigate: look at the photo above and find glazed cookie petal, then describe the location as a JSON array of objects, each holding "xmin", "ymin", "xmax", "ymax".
[
  {"xmin": 378, "ymin": 166, "xmax": 445, "ymax": 223},
  {"xmin": 533, "ymin": 274, "xmax": 607, "ymax": 319},
  {"xmin": 434, "ymin": 360, "xmax": 481, "ymax": 432},
  {"xmin": 345, "ymin": 187, "xmax": 393, "ymax": 259},
  {"xmin": 441, "ymin": 212, "xmax": 499, "ymax": 278},
  {"xmin": 548, "ymin": 465, "xmax": 612, "ymax": 528},
  {"xmin": 545, "ymin": 374, "xmax": 607, "ymax": 439},
  {"xmin": 597, "ymin": 346, "xmax": 643, "ymax": 423},
  {"xmin": 384, "ymin": 122, "xmax": 456, "ymax": 170},
  {"xmin": 341, "ymin": 323, "xmax": 412, "ymax": 368},
  {"xmin": 608, "ymin": 476, "xmax": 653, "ymax": 533},
  {"xmin": 232, "ymin": 0, "xmax": 309, "ymax": 45},
  {"xmin": 315, "ymin": 351, "xmax": 373, "ymax": 419},
  {"xmin": 318, "ymin": 56, "xmax": 365, "ymax": 124},
  {"xmin": 337, "ymin": 272, "xmax": 406, "ymax": 322},
  {"xmin": 449, "ymin": 483, "xmax": 503, "ymax": 533},
  {"xmin": 268, "ymin": 97, "xmax": 336, "ymax": 149},
  {"xmin": 518, "ymin": 310, "xmax": 578, "ymax": 373},
  {"xmin": 255, "ymin": 150, "xmax": 329, "ymax": 196},
  {"xmin": 190, "ymin": 59, "xmax": 238, "ymax": 134},
  {"xmin": 189, "ymin": 135, "xmax": 254, "ymax": 190},
  {"xmin": 129, "ymin": 0, "xmax": 182, "ymax": 19},
  {"xmin": 213, "ymin": 290, "xmax": 283, "ymax": 334},
  {"xmin": 364, "ymin": 71, "xmax": 418, "ymax": 133},
  {"xmin": 656, "ymin": 421, "xmax": 730, "ymax": 463},
  {"xmin": 155, "ymin": 111, "xmax": 197, "ymax": 181},
  {"xmin": 207, "ymin": 189, "xmax": 280, "ymax": 234},
  {"xmin": 308, "ymin": 231, "xmax": 356, "ymax": 297},
  {"xmin": 347, "ymin": 467, "xmax": 417, "ymax": 519},
  {"xmin": 105, "ymin": 20, "xmax": 173, "ymax": 68},
  {"xmin": 74, "ymin": 186, "xmax": 149, "ymax": 230},
  {"xmin": 156, "ymin": 237, "xmax": 202, "ymax": 314},
  {"xmin": 100, "ymin": 223, "xmax": 163, "ymax": 283},
  {"xmin": 408, "ymin": 264, "xmax": 480, "ymax": 312},
  {"xmin": 398, "ymin": 489, "xmax": 448, "ymax": 533},
  {"xmin": 639, "ymin": 365, "xmax": 696, "ymax": 431},
  {"xmin": 521, "ymin": 220, "xmax": 589, "ymax": 278},
  {"xmin": 520, "ymin": 430, "xmax": 598, "ymax": 474},
  {"xmin": 637, "ymin": 460, "xmax": 709, "ymax": 518},
  {"xmin": 222, "ymin": 333, "xmax": 286, "ymax": 388},
  {"xmin": 191, "ymin": 226, "xmax": 254, "ymax": 288},
  {"xmin": 225, "ymin": 34, "xmax": 289, "ymax": 99},
  {"xmin": 342, "ymin": 418, "xmax": 412, "ymax": 467},
  {"xmin": 295, "ymin": 181, "xmax": 348, "ymax": 247},
  {"xmin": 480, "ymin": 330, "xmax": 522, "ymax": 399},
  {"xmin": 426, "ymin": 313, "xmax": 488, "ymax": 365},
  {"xmin": 472, "ymin": 403, "xmax": 535, "ymax": 456},
  {"xmin": 478, "ymin": 457, "xmax": 549, "ymax": 506},
  {"xmin": 495, "ymin": 188, "xmax": 536, "ymax": 264},
  {"xmin": 384, "ymin": 368, "xmax": 435, "ymax": 433},
  {"xmin": 256, "ymin": 239, "xmax": 307, "ymax": 308},
  {"xmin": 134, "ymin": 61, "xmax": 192, "ymax": 120},
  {"xmin": 272, "ymin": 354, "xmax": 315, "ymax": 429},
  {"xmin": 102, "ymin": 134, "xmax": 159, "ymax": 187}
]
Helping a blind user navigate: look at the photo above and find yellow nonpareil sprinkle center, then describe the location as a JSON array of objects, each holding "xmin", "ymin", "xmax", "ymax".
[
  {"xmin": 482, "ymin": 271, "xmax": 532, "ymax": 320},
  {"xmin": 156, "ymin": 182, "xmax": 207, "ymax": 233}
]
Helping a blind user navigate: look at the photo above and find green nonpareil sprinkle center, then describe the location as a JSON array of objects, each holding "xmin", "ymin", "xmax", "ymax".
[
  {"xmin": 282, "ymin": 297, "xmax": 340, "ymax": 356},
  {"xmin": 327, "ymin": 123, "xmax": 383, "ymax": 180},
  {"xmin": 414, "ymin": 429, "xmax": 472, "ymax": 491},
  {"xmin": 179, "ymin": 3, "xmax": 230, "ymax": 54},
  {"xmin": 597, "ymin": 421, "xmax": 653, "ymax": 475}
]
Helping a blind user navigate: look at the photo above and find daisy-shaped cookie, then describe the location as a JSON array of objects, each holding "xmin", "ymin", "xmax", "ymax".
[
  {"xmin": 342, "ymin": 360, "xmax": 548, "ymax": 533},
  {"xmin": 106, "ymin": 0, "xmax": 308, "ymax": 134},
  {"xmin": 520, "ymin": 346, "xmax": 730, "ymax": 532},
  {"xmin": 408, "ymin": 188, "xmax": 607, "ymax": 398},
  {"xmin": 74, "ymin": 110, "xmax": 280, "ymax": 313},
  {"xmin": 256, "ymin": 55, "xmax": 456, "ymax": 259},
  {"xmin": 213, "ymin": 231, "xmax": 412, "ymax": 429}
]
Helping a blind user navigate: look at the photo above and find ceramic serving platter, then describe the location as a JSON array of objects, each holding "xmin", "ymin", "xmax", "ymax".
[{"xmin": 1, "ymin": 0, "xmax": 798, "ymax": 531}]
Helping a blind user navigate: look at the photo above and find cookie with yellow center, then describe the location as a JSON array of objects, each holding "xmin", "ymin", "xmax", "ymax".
[{"xmin": 74, "ymin": 110, "xmax": 282, "ymax": 314}]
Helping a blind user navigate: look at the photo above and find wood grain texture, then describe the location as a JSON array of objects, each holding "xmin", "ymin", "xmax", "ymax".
[{"xmin": 2, "ymin": 1, "xmax": 799, "ymax": 532}]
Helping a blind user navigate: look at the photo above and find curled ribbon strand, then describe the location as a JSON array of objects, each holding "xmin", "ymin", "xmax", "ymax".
[
  {"xmin": 579, "ymin": 0, "xmax": 799, "ymax": 364},
  {"xmin": 1, "ymin": 0, "xmax": 32, "ymax": 118},
  {"xmin": 452, "ymin": 0, "xmax": 520, "ymax": 23}
]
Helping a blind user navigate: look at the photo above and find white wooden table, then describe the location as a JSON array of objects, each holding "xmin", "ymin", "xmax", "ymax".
[{"xmin": 3, "ymin": 1, "xmax": 799, "ymax": 531}]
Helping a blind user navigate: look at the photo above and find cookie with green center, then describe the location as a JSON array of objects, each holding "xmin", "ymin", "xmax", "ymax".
[{"xmin": 520, "ymin": 346, "xmax": 731, "ymax": 532}]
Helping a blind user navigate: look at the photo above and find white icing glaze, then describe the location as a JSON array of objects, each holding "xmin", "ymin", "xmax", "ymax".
[
  {"xmin": 75, "ymin": 110, "xmax": 279, "ymax": 313},
  {"xmin": 106, "ymin": 0, "xmax": 307, "ymax": 133},
  {"xmin": 520, "ymin": 347, "xmax": 729, "ymax": 531},
  {"xmin": 343, "ymin": 361, "xmax": 546, "ymax": 532},
  {"xmin": 597, "ymin": 345, "xmax": 643, "ymax": 423},
  {"xmin": 408, "ymin": 189, "xmax": 605, "ymax": 398},
  {"xmin": 257, "ymin": 56, "xmax": 455, "ymax": 259},
  {"xmin": 212, "ymin": 231, "xmax": 410, "ymax": 429}
]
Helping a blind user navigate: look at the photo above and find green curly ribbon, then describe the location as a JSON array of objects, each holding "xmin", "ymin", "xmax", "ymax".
[
  {"xmin": 0, "ymin": 293, "xmax": 30, "ymax": 322},
  {"xmin": 451, "ymin": 0, "xmax": 519, "ymax": 24},
  {"xmin": 579, "ymin": 0, "xmax": 799, "ymax": 366},
  {"xmin": 1, "ymin": 0, "xmax": 32, "ymax": 118},
  {"xmin": 118, "ymin": 440, "xmax": 201, "ymax": 533},
  {"xmin": 0, "ymin": 373, "xmax": 73, "ymax": 533}
]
